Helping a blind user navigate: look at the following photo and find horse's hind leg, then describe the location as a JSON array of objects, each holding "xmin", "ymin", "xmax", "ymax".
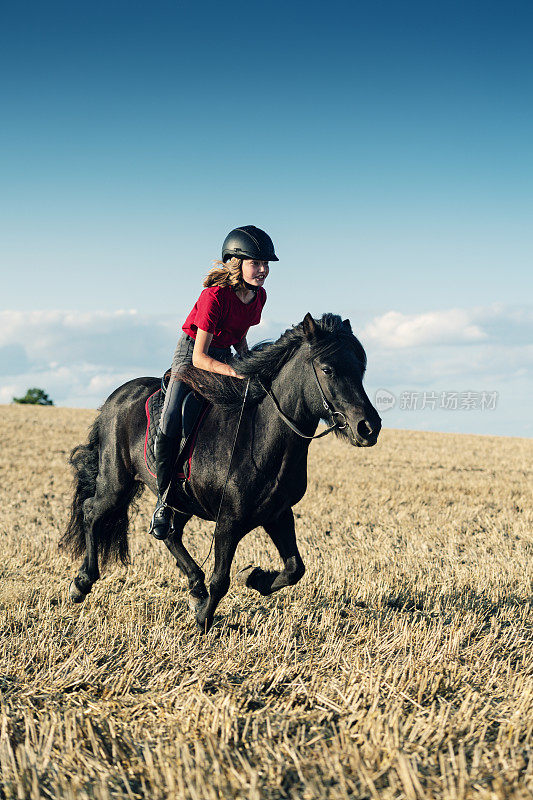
[
  {"xmin": 69, "ymin": 470, "xmax": 136, "ymax": 603},
  {"xmin": 69, "ymin": 491, "xmax": 102, "ymax": 602},
  {"xmin": 238, "ymin": 508, "xmax": 305, "ymax": 596},
  {"xmin": 163, "ymin": 513, "xmax": 209, "ymax": 612}
]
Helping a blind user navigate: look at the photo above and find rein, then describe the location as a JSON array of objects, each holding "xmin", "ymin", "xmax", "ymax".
[
  {"xmin": 258, "ymin": 361, "xmax": 348, "ymax": 440},
  {"xmin": 199, "ymin": 377, "xmax": 251, "ymax": 569}
]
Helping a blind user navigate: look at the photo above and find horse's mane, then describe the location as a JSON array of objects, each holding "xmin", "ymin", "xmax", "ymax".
[{"xmin": 178, "ymin": 313, "xmax": 367, "ymax": 409}]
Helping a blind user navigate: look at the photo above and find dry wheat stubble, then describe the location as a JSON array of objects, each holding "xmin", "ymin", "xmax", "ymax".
[{"xmin": 0, "ymin": 404, "xmax": 532, "ymax": 799}]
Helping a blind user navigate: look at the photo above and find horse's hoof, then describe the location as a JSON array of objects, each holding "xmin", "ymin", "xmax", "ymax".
[
  {"xmin": 69, "ymin": 580, "xmax": 87, "ymax": 603},
  {"xmin": 195, "ymin": 617, "xmax": 211, "ymax": 634},
  {"xmin": 195, "ymin": 612, "xmax": 216, "ymax": 634},
  {"xmin": 188, "ymin": 597, "xmax": 213, "ymax": 633},
  {"xmin": 189, "ymin": 594, "xmax": 207, "ymax": 616},
  {"xmin": 236, "ymin": 565, "xmax": 261, "ymax": 587}
]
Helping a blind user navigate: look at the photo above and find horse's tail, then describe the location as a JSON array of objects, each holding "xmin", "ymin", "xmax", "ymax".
[
  {"xmin": 60, "ymin": 412, "xmax": 143, "ymax": 566},
  {"xmin": 60, "ymin": 416, "xmax": 101, "ymax": 561}
]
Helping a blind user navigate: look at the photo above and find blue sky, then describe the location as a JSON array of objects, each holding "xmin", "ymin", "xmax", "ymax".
[{"xmin": 1, "ymin": 0, "xmax": 532, "ymax": 436}]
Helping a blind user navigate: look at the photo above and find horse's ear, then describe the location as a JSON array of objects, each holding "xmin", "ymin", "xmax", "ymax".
[
  {"xmin": 302, "ymin": 313, "xmax": 317, "ymax": 340},
  {"xmin": 342, "ymin": 318, "xmax": 353, "ymax": 333}
]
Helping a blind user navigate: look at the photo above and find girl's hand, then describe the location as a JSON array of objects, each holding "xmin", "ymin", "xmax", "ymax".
[{"xmin": 228, "ymin": 367, "xmax": 245, "ymax": 379}]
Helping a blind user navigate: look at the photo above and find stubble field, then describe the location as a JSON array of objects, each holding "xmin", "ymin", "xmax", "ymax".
[{"xmin": 0, "ymin": 403, "xmax": 532, "ymax": 799}]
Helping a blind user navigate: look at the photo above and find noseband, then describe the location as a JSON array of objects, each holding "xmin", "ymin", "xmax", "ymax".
[{"xmin": 258, "ymin": 360, "xmax": 348, "ymax": 440}]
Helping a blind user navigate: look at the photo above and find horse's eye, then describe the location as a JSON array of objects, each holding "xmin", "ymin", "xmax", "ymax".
[{"xmin": 321, "ymin": 366, "xmax": 333, "ymax": 376}]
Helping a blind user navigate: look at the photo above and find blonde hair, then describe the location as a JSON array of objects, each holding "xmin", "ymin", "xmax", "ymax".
[{"xmin": 203, "ymin": 258, "xmax": 245, "ymax": 290}]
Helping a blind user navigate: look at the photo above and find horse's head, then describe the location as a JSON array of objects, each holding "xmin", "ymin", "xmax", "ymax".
[{"xmin": 301, "ymin": 313, "xmax": 381, "ymax": 447}]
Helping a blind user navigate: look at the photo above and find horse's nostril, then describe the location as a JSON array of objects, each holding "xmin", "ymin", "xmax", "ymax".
[{"xmin": 357, "ymin": 419, "xmax": 374, "ymax": 439}]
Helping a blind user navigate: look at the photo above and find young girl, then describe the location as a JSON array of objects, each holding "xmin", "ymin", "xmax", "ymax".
[{"xmin": 150, "ymin": 225, "xmax": 278, "ymax": 539}]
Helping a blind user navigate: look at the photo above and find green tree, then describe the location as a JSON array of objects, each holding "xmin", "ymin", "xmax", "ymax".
[{"xmin": 13, "ymin": 388, "xmax": 54, "ymax": 406}]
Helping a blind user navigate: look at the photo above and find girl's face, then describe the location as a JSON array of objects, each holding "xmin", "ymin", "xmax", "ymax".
[{"xmin": 242, "ymin": 259, "xmax": 269, "ymax": 288}]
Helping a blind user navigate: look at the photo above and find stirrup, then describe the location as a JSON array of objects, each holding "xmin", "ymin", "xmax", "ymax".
[{"xmin": 149, "ymin": 496, "xmax": 174, "ymax": 540}]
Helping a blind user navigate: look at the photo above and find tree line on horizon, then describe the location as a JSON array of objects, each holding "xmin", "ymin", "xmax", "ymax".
[{"xmin": 12, "ymin": 388, "xmax": 54, "ymax": 406}]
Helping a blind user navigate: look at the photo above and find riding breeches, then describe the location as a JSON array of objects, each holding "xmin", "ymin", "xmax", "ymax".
[{"xmin": 159, "ymin": 333, "xmax": 232, "ymax": 438}]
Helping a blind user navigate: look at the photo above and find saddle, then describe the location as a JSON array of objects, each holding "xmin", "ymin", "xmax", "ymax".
[{"xmin": 144, "ymin": 371, "xmax": 208, "ymax": 481}]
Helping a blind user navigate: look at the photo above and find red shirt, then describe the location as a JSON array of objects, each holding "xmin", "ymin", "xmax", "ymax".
[{"xmin": 182, "ymin": 285, "xmax": 267, "ymax": 348}]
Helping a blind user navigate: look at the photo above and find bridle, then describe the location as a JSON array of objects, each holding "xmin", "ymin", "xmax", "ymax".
[{"xmin": 258, "ymin": 360, "xmax": 348, "ymax": 440}]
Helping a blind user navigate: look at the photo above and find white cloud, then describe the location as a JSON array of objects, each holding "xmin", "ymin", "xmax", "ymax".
[
  {"xmin": 361, "ymin": 304, "xmax": 533, "ymax": 349},
  {"xmin": 362, "ymin": 308, "xmax": 486, "ymax": 347},
  {"xmin": 0, "ymin": 309, "xmax": 179, "ymax": 369},
  {"xmin": 356, "ymin": 305, "xmax": 533, "ymax": 437},
  {"xmin": 0, "ymin": 310, "xmax": 177, "ymax": 406},
  {"xmin": 360, "ymin": 305, "xmax": 533, "ymax": 386}
]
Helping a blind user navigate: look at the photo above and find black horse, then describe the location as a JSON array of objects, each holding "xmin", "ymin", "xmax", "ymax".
[{"xmin": 61, "ymin": 313, "xmax": 381, "ymax": 632}]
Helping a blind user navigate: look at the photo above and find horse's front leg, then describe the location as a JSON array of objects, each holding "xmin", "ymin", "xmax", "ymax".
[
  {"xmin": 194, "ymin": 523, "xmax": 243, "ymax": 633},
  {"xmin": 238, "ymin": 508, "xmax": 305, "ymax": 596},
  {"xmin": 163, "ymin": 512, "xmax": 209, "ymax": 613}
]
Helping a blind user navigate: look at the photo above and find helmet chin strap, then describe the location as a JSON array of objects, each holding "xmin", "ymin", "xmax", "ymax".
[{"xmin": 243, "ymin": 280, "xmax": 258, "ymax": 292}]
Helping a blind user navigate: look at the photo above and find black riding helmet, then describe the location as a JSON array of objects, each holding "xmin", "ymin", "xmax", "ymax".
[{"xmin": 222, "ymin": 225, "xmax": 279, "ymax": 263}]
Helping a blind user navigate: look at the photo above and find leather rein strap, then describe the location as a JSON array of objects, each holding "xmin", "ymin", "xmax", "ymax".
[{"xmin": 258, "ymin": 361, "xmax": 348, "ymax": 440}]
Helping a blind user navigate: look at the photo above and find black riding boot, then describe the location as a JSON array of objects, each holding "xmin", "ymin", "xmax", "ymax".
[{"xmin": 149, "ymin": 429, "xmax": 180, "ymax": 540}]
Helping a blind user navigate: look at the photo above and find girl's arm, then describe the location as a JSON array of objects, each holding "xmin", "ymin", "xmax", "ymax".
[
  {"xmin": 234, "ymin": 330, "xmax": 250, "ymax": 356},
  {"xmin": 192, "ymin": 329, "xmax": 244, "ymax": 378}
]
